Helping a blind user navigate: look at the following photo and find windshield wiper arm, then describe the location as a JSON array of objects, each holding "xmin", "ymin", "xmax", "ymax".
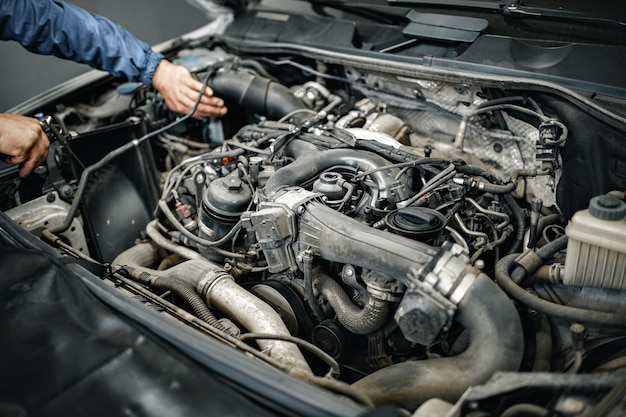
[
  {"xmin": 500, "ymin": 0, "xmax": 626, "ymax": 27},
  {"xmin": 387, "ymin": 0, "xmax": 626, "ymax": 27},
  {"xmin": 387, "ymin": 0, "xmax": 501, "ymax": 11}
]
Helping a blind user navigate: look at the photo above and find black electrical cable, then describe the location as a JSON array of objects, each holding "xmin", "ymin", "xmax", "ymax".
[
  {"xmin": 239, "ymin": 332, "xmax": 341, "ymax": 378},
  {"xmin": 50, "ymin": 69, "xmax": 216, "ymax": 235},
  {"xmin": 156, "ymin": 200, "xmax": 246, "ymax": 257}
]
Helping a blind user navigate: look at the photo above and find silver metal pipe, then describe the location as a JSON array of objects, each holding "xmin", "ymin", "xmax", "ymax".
[{"xmin": 113, "ymin": 247, "xmax": 313, "ymax": 376}]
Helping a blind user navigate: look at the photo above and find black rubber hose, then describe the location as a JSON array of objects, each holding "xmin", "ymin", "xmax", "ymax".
[
  {"xmin": 501, "ymin": 403, "xmax": 549, "ymax": 417},
  {"xmin": 478, "ymin": 182, "xmax": 516, "ymax": 193},
  {"xmin": 151, "ymin": 276, "xmax": 220, "ymax": 325},
  {"xmin": 511, "ymin": 236, "xmax": 569, "ymax": 283},
  {"xmin": 316, "ymin": 272, "xmax": 389, "ymax": 335},
  {"xmin": 126, "ymin": 267, "xmax": 224, "ymax": 329},
  {"xmin": 209, "ymin": 71, "xmax": 308, "ymax": 122},
  {"xmin": 352, "ymin": 273, "xmax": 524, "ymax": 410},
  {"xmin": 285, "ymin": 138, "xmax": 322, "ymax": 157},
  {"xmin": 455, "ymin": 164, "xmax": 498, "ymax": 183},
  {"xmin": 535, "ymin": 235, "xmax": 568, "ymax": 261},
  {"xmin": 502, "ymin": 193, "xmax": 526, "ymax": 254},
  {"xmin": 495, "ymin": 254, "xmax": 626, "ymax": 328}
]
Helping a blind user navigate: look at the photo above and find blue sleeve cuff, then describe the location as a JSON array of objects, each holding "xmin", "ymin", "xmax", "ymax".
[{"xmin": 140, "ymin": 49, "xmax": 165, "ymax": 88}]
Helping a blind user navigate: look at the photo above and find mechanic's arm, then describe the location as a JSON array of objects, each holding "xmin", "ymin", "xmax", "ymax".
[
  {"xmin": 0, "ymin": 0, "xmax": 227, "ymax": 118},
  {"xmin": 0, "ymin": 114, "xmax": 50, "ymax": 178}
]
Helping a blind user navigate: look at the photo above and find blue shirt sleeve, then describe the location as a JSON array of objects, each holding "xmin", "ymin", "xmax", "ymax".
[{"xmin": 0, "ymin": 0, "xmax": 164, "ymax": 87}]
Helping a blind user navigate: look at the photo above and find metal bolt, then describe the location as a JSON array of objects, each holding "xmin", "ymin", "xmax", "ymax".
[{"xmin": 474, "ymin": 259, "xmax": 485, "ymax": 270}]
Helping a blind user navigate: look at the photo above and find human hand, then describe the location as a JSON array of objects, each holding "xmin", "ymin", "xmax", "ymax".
[
  {"xmin": 0, "ymin": 113, "xmax": 50, "ymax": 177},
  {"xmin": 152, "ymin": 60, "xmax": 228, "ymax": 119}
]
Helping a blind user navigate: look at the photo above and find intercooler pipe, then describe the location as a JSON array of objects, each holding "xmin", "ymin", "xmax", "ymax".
[
  {"xmin": 113, "ymin": 240, "xmax": 162, "ymax": 268},
  {"xmin": 298, "ymin": 201, "xmax": 439, "ymax": 284},
  {"xmin": 316, "ymin": 271, "xmax": 389, "ymax": 335},
  {"xmin": 160, "ymin": 260, "xmax": 313, "ymax": 376},
  {"xmin": 264, "ymin": 148, "xmax": 402, "ymax": 199},
  {"xmin": 209, "ymin": 70, "xmax": 308, "ymax": 121},
  {"xmin": 113, "ymin": 243, "xmax": 230, "ymax": 331},
  {"xmin": 126, "ymin": 266, "xmax": 226, "ymax": 328},
  {"xmin": 293, "ymin": 198, "xmax": 523, "ymax": 408},
  {"xmin": 352, "ymin": 273, "xmax": 524, "ymax": 410},
  {"xmin": 113, "ymin": 248, "xmax": 313, "ymax": 376}
]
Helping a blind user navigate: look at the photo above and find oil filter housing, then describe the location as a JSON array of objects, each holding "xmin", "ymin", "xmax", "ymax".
[{"xmin": 199, "ymin": 176, "xmax": 252, "ymax": 258}]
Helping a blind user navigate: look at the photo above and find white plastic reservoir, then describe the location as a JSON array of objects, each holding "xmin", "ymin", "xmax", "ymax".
[{"xmin": 563, "ymin": 194, "xmax": 626, "ymax": 290}]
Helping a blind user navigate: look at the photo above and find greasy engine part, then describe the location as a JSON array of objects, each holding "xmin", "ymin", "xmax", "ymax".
[
  {"xmin": 244, "ymin": 188, "xmax": 524, "ymax": 406},
  {"xmin": 352, "ymin": 273, "xmax": 523, "ymax": 408},
  {"xmin": 113, "ymin": 249, "xmax": 314, "ymax": 378},
  {"xmin": 8, "ymin": 43, "xmax": 626, "ymax": 416}
]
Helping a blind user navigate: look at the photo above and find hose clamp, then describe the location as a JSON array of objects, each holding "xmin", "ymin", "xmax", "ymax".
[{"xmin": 197, "ymin": 269, "xmax": 234, "ymax": 307}]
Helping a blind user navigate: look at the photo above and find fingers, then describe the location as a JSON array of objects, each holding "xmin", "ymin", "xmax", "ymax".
[
  {"xmin": 197, "ymin": 93, "xmax": 225, "ymax": 107},
  {"xmin": 0, "ymin": 113, "xmax": 50, "ymax": 177},
  {"xmin": 162, "ymin": 92, "xmax": 227, "ymax": 119},
  {"xmin": 152, "ymin": 60, "xmax": 228, "ymax": 119},
  {"xmin": 167, "ymin": 89, "xmax": 227, "ymax": 118},
  {"xmin": 16, "ymin": 132, "xmax": 49, "ymax": 177},
  {"xmin": 190, "ymin": 96, "xmax": 228, "ymax": 119},
  {"xmin": 24, "ymin": 138, "xmax": 49, "ymax": 177},
  {"xmin": 177, "ymin": 79, "xmax": 228, "ymax": 118},
  {"xmin": 19, "ymin": 157, "xmax": 40, "ymax": 178}
]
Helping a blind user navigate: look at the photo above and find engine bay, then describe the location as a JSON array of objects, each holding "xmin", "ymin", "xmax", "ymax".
[{"xmin": 3, "ymin": 25, "xmax": 626, "ymax": 416}]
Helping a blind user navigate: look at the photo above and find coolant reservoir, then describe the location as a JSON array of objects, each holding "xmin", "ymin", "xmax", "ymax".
[{"xmin": 563, "ymin": 194, "xmax": 626, "ymax": 290}]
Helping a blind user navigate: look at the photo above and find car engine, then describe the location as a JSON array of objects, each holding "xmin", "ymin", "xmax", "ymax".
[{"xmin": 3, "ymin": 32, "xmax": 626, "ymax": 416}]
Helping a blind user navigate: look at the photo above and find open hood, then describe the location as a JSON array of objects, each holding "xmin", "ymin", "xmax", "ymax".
[{"xmin": 2, "ymin": 1, "xmax": 626, "ymax": 416}]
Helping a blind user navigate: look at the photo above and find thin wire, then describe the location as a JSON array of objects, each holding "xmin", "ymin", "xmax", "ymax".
[
  {"xmin": 259, "ymin": 57, "xmax": 350, "ymax": 83},
  {"xmin": 240, "ymin": 332, "xmax": 341, "ymax": 378},
  {"xmin": 49, "ymin": 70, "xmax": 215, "ymax": 234},
  {"xmin": 398, "ymin": 164, "xmax": 456, "ymax": 208}
]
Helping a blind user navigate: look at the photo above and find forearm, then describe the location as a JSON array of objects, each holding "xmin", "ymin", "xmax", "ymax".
[{"xmin": 0, "ymin": 0, "xmax": 163, "ymax": 86}]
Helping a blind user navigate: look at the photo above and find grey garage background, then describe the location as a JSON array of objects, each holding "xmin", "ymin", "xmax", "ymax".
[{"xmin": 0, "ymin": 0, "xmax": 210, "ymax": 111}]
